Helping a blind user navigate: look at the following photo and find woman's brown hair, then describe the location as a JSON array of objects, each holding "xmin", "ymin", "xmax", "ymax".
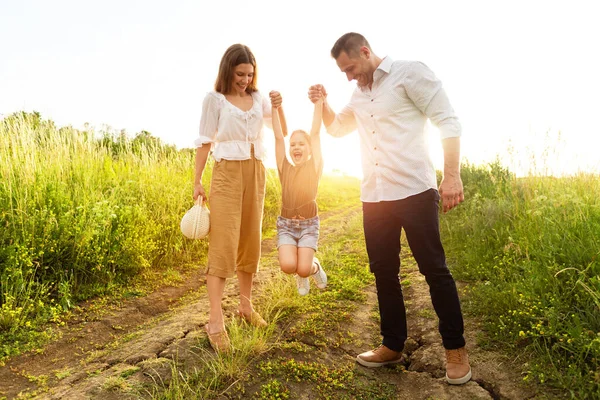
[{"xmin": 214, "ymin": 44, "xmax": 258, "ymax": 94}]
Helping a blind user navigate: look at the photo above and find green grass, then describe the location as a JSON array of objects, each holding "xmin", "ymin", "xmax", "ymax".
[
  {"xmin": 147, "ymin": 208, "xmax": 388, "ymax": 399},
  {"xmin": 0, "ymin": 111, "xmax": 361, "ymax": 365},
  {"xmin": 440, "ymin": 160, "xmax": 600, "ymax": 398},
  {"xmin": 6, "ymin": 110, "xmax": 597, "ymax": 397},
  {"xmin": 0, "ymin": 112, "xmax": 209, "ymax": 361}
]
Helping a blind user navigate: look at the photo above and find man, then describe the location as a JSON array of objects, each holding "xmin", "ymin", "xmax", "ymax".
[{"xmin": 308, "ymin": 32, "xmax": 471, "ymax": 385}]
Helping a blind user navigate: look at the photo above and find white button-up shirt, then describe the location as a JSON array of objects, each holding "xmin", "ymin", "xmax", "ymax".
[
  {"xmin": 326, "ymin": 57, "xmax": 461, "ymax": 202},
  {"xmin": 194, "ymin": 91, "xmax": 272, "ymax": 162}
]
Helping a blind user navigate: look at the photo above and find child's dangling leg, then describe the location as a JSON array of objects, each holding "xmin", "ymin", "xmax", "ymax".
[
  {"xmin": 278, "ymin": 244, "xmax": 309, "ymax": 296},
  {"xmin": 297, "ymin": 248, "xmax": 328, "ymax": 294},
  {"xmin": 295, "ymin": 248, "xmax": 314, "ymax": 296},
  {"xmin": 311, "ymin": 258, "xmax": 327, "ymax": 289}
]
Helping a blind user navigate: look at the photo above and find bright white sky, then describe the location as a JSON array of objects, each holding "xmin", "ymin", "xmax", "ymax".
[{"xmin": 1, "ymin": 0, "xmax": 599, "ymax": 177}]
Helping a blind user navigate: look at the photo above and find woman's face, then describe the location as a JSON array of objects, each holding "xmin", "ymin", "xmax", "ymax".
[
  {"xmin": 231, "ymin": 63, "xmax": 254, "ymax": 95},
  {"xmin": 289, "ymin": 132, "xmax": 311, "ymax": 165}
]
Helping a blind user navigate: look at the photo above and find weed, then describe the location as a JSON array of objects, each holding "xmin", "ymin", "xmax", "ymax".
[
  {"xmin": 103, "ymin": 376, "xmax": 129, "ymax": 392},
  {"xmin": 54, "ymin": 368, "xmax": 72, "ymax": 380},
  {"xmin": 256, "ymin": 379, "xmax": 289, "ymax": 399}
]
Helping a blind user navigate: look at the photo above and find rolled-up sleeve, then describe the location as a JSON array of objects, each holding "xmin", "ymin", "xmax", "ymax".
[
  {"xmin": 194, "ymin": 93, "xmax": 220, "ymax": 148},
  {"xmin": 325, "ymin": 104, "xmax": 356, "ymax": 138},
  {"xmin": 405, "ymin": 62, "xmax": 461, "ymax": 139}
]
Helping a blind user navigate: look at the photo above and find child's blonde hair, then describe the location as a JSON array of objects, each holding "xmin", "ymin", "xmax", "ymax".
[{"xmin": 290, "ymin": 130, "xmax": 312, "ymax": 149}]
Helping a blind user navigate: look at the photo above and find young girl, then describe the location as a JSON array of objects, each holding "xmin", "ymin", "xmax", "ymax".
[{"xmin": 270, "ymin": 94, "xmax": 327, "ymax": 296}]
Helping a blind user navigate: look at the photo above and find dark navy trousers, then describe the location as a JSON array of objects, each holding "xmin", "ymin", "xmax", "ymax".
[{"xmin": 362, "ymin": 189, "xmax": 465, "ymax": 351}]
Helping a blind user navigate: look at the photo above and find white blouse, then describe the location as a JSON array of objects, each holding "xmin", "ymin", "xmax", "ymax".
[{"xmin": 194, "ymin": 91, "xmax": 272, "ymax": 162}]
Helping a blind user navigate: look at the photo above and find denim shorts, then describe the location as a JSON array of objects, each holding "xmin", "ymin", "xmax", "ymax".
[{"xmin": 276, "ymin": 216, "xmax": 320, "ymax": 251}]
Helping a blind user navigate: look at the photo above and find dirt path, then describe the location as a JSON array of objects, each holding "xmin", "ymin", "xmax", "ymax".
[
  {"xmin": 0, "ymin": 206, "xmax": 548, "ymax": 399},
  {"xmin": 231, "ymin": 213, "xmax": 546, "ymax": 400},
  {"xmin": 0, "ymin": 229, "xmax": 279, "ymax": 399}
]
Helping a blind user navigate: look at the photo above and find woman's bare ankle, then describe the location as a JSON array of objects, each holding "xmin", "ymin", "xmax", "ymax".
[{"xmin": 206, "ymin": 320, "xmax": 224, "ymax": 334}]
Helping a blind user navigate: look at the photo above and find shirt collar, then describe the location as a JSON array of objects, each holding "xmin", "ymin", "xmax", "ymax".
[
  {"xmin": 370, "ymin": 56, "xmax": 393, "ymax": 88},
  {"xmin": 357, "ymin": 56, "xmax": 393, "ymax": 92},
  {"xmin": 377, "ymin": 56, "xmax": 393, "ymax": 74}
]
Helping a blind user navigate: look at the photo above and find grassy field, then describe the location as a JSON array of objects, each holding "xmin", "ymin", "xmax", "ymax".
[
  {"xmin": 148, "ymin": 207, "xmax": 377, "ymax": 400},
  {"xmin": 440, "ymin": 161, "xmax": 600, "ymax": 397},
  {"xmin": 2, "ymin": 112, "xmax": 598, "ymax": 397},
  {"xmin": 0, "ymin": 112, "xmax": 359, "ymax": 364},
  {"xmin": 0, "ymin": 112, "xmax": 207, "ymax": 361},
  {"xmin": 148, "ymin": 165, "xmax": 600, "ymax": 399}
]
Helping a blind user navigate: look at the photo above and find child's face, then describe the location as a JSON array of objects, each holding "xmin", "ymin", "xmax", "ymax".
[{"xmin": 289, "ymin": 132, "xmax": 311, "ymax": 165}]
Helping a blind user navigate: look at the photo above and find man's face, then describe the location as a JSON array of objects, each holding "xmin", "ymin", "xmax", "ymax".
[{"xmin": 336, "ymin": 50, "xmax": 372, "ymax": 88}]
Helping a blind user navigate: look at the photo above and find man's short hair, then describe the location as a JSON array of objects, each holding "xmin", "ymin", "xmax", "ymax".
[{"xmin": 330, "ymin": 32, "xmax": 372, "ymax": 59}]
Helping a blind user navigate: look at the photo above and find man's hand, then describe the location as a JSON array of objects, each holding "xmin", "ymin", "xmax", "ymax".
[
  {"xmin": 439, "ymin": 176, "xmax": 464, "ymax": 213},
  {"xmin": 269, "ymin": 90, "xmax": 282, "ymax": 108},
  {"xmin": 308, "ymin": 84, "xmax": 327, "ymax": 103}
]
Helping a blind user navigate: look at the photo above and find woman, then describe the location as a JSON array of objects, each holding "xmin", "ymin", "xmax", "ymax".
[{"xmin": 193, "ymin": 43, "xmax": 286, "ymax": 353}]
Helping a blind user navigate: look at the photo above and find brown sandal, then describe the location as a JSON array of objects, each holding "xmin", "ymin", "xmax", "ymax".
[
  {"xmin": 237, "ymin": 310, "xmax": 268, "ymax": 328},
  {"xmin": 205, "ymin": 325, "xmax": 231, "ymax": 353}
]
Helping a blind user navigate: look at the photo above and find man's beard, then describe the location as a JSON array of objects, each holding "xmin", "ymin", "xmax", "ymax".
[{"xmin": 356, "ymin": 75, "xmax": 372, "ymax": 88}]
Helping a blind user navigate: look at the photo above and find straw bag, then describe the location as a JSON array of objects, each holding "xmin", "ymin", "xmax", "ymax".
[{"xmin": 180, "ymin": 197, "xmax": 210, "ymax": 239}]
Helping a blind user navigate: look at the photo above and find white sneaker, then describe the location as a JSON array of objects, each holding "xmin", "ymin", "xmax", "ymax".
[
  {"xmin": 296, "ymin": 275, "xmax": 310, "ymax": 296},
  {"xmin": 311, "ymin": 258, "xmax": 327, "ymax": 289}
]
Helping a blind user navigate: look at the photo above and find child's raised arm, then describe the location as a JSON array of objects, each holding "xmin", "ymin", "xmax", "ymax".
[
  {"xmin": 310, "ymin": 98, "xmax": 324, "ymax": 173},
  {"xmin": 271, "ymin": 104, "xmax": 286, "ymax": 173}
]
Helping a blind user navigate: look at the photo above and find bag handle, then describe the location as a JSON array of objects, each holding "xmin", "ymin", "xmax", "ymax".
[{"xmin": 195, "ymin": 196, "xmax": 208, "ymax": 208}]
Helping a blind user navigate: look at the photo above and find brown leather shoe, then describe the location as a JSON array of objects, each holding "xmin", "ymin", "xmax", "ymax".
[
  {"xmin": 205, "ymin": 325, "xmax": 231, "ymax": 353},
  {"xmin": 237, "ymin": 310, "xmax": 268, "ymax": 328},
  {"xmin": 445, "ymin": 347, "xmax": 472, "ymax": 384},
  {"xmin": 356, "ymin": 345, "xmax": 403, "ymax": 368}
]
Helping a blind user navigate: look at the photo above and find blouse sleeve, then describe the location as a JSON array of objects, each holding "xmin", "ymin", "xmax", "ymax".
[{"xmin": 194, "ymin": 92, "xmax": 222, "ymax": 148}]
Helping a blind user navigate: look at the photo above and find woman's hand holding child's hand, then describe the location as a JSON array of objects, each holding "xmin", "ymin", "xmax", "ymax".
[{"xmin": 269, "ymin": 91, "xmax": 282, "ymax": 108}]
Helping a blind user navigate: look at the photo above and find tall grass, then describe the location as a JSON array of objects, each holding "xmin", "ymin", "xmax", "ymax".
[
  {"xmin": 441, "ymin": 160, "xmax": 600, "ymax": 397},
  {"xmin": 0, "ymin": 112, "xmax": 211, "ymax": 359},
  {"xmin": 0, "ymin": 112, "xmax": 361, "ymax": 363}
]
